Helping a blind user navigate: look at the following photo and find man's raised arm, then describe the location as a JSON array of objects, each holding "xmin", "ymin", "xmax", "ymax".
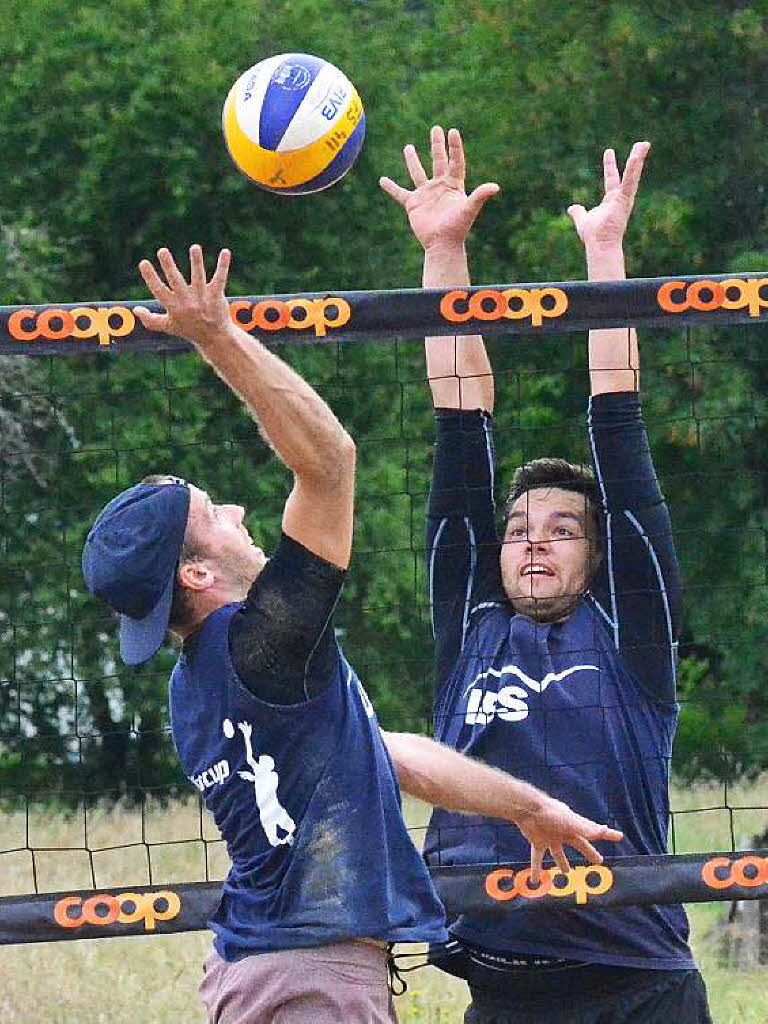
[
  {"xmin": 568, "ymin": 144, "xmax": 682, "ymax": 699},
  {"xmin": 567, "ymin": 141, "xmax": 650, "ymax": 394},
  {"xmin": 134, "ymin": 245, "xmax": 355, "ymax": 570},
  {"xmin": 380, "ymin": 125, "xmax": 497, "ymax": 412},
  {"xmin": 381, "ymin": 128, "xmax": 502, "ymax": 682}
]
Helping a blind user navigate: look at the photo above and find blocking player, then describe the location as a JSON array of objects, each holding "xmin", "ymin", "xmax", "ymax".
[
  {"xmin": 381, "ymin": 129, "xmax": 712, "ymax": 1022},
  {"xmin": 82, "ymin": 244, "xmax": 621, "ymax": 1024}
]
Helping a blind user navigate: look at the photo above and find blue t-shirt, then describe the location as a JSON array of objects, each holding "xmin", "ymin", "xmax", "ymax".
[
  {"xmin": 425, "ymin": 391, "xmax": 693, "ymax": 970},
  {"xmin": 169, "ymin": 539, "xmax": 447, "ymax": 961}
]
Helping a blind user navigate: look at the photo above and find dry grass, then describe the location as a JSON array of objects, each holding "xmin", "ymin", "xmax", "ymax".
[{"xmin": 1, "ymin": 784, "xmax": 767, "ymax": 1023}]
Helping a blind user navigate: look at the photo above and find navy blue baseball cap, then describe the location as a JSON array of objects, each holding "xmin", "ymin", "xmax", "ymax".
[{"xmin": 82, "ymin": 481, "xmax": 191, "ymax": 665}]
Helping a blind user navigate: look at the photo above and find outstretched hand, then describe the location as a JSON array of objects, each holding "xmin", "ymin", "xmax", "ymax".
[
  {"xmin": 134, "ymin": 244, "xmax": 233, "ymax": 348},
  {"xmin": 567, "ymin": 141, "xmax": 650, "ymax": 250},
  {"xmin": 515, "ymin": 796, "xmax": 623, "ymax": 883},
  {"xmin": 379, "ymin": 125, "xmax": 499, "ymax": 251}
]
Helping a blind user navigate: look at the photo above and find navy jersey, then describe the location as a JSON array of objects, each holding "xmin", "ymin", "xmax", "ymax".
[
  {"xmin": 425, "ymin": 391, "xmax": 693, "ymax": 969},
  {"xmin": 170, "ymin": 541, "xmax": 447, "ymax": 962}
]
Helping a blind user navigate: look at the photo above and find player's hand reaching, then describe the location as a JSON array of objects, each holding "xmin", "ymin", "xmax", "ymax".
[
  {"xmin": 379, "ymin": 125, "xmax": 499, "ymax": 252},
  {"xmin": 567, "ymin": 141, "xmax": 650, "ymax": 252},
  {"xmin": 135, "ymin": 244, "xmax": 235, "ymax": 350},
  {"xmin": 515, "ymin": 796, "xmax": 624, "ymax": 883}
]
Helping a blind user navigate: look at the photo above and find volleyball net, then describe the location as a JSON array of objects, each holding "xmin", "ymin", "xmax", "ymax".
[{"xmin": 1, "ymin": 273, "xmax": 768, "ymax": 944}]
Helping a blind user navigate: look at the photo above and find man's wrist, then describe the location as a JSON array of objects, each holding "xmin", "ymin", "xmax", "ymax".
[
  {"xmin": 423, "ymin": 239, "xmax": 467, "ymax": 258},
  {"xmin": 422, "ymin": 241, "xmax": 471, "ymax": 289},
  {"xmin": 192, "ymin": 320, "xmax": 249, "ymax": 356},
  {"xmin": 508, "ymin": 780, "xmax": 547, "ymax": 821},
  {"xmin": 584, "ymin": 242, "xmax": 627, "ymax": 282}
]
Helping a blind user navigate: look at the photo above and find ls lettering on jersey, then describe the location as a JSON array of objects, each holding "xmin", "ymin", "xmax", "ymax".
[{"xmin": 464, "ymin": 663, "xmax": 600, "ymax": 725}]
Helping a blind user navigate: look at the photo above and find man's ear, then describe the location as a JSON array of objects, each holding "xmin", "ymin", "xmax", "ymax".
[{"xmin": 178, "ymin": 560, "xmax": 215, "ymax": 593}]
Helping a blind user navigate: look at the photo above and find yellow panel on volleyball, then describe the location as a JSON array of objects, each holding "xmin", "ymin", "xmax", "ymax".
[{"xmin": 222, "ymin": 87, "xmax": 364, "ymax": 189}]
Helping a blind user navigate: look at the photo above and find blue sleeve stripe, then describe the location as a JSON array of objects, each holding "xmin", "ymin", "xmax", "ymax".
[
  {"xmin": 429, "ymin": 415, "xmax": 496, "ymax": 656},
  {"xmin": 470, "ymin": 600, "xmax": 502, "ymax": 615},
  {"xmin": 427, "ymin": 515, "xmax": 479, "ymax": 652},
  {"xmin": 483, "ymin": 415, "xmax": 496, "ymax": 504},
  {"xmin": 428, "ymin": 516, "xmax": 448, "ymax": 639},
  {"xmin": 588, "ymin": 401, "xmax": 620, "ymax": 648},
  {"xmin": 587, "ymin": 593, "xmax": 616, "ymax": 630},
  {"xmin": 461, "ymin": 516, "xmax": 477, "ymax": 651},
  {"xmin": 587, "ymin": 396, "xmax": 608, "ymax": 508},
  {"xmin": 604, "ymin": 514, "xmax": 620, "ymax": 648},
  {"xmin": 623, "ymin": 509, "xmax": 677, "ymax": 686}
]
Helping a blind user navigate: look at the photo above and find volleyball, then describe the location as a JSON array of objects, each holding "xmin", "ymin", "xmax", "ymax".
[{"xmin": 222, "ymin": 54, "xmax": 366, "ymax": 195}]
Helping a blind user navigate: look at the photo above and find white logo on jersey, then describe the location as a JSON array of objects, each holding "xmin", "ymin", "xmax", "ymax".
[
  {"xmin": 231, "ymin": 720, "xmax": 296, "ymax": 848},
  {"xmin": 463, "ymin": 664, "xmax": 599, "ymax": 725},
  {"xmin": 189, "ymin": 759, "xmax": 230, "ymax": 792}
]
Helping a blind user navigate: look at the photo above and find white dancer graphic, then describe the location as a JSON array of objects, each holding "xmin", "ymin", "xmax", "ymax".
[{"xmin": 229, "ymin": 720, "xmax": 296, "ymax": 847}]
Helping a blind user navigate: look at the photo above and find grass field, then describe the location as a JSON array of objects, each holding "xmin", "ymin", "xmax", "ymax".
[{"xmin": 2, "ymin": 782, "xmax": 768, "ymax": 1023}]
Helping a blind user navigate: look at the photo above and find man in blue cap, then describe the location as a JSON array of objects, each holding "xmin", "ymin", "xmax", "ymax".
[{"xmin": 83, "ymin": 244, "xmax": 622, "ymax": 1024}]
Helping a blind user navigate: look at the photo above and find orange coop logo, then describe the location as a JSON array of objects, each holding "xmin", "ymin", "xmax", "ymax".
[
  {"xmin": 229, "ymin": 296, "xmax": 351, "ymax": 337},
  {"xmin": 485, "ymin": 865, "xmax": 613, "ymax": 906},
  {"xmin": 657, "ymin": 278, "xmax": 768, "ymax": 318},
  {"xmin": 702, "ymin": 855, "xmax": 768, "ymax": 890},
  {"xmin": 440, "ymin": 287, "xmax": 568, "ymax": 328},
  {"xmin": 8, "ymin": 306, "xmax": 136, "ymax": 346},
  {"xmin": 53, "ymin": 890, "xmax": 181, "ymax": 931}
]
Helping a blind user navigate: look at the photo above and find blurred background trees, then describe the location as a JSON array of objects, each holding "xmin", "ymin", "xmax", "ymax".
[{"xmin": 1, "ymin": 0, "xmax": 767, "ymax": 798}]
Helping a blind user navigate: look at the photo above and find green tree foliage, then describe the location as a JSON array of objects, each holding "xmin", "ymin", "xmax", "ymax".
[{"xmin": 0, "ymin": 0, "xmax": 767, "ymax": 801}]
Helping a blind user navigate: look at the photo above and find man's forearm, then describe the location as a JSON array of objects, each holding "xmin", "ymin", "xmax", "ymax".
[
  {"xmin": 423, "ymin": 243, "xmax": 493, "ymax": 412},
  {"xmin": 196, "ymin": 321, "xmax": 352, "ymax": 487},
  {"xmin": 383, "ymin": 730, "xmax": 543, "ymax": 822},
  {"xmin": 383, "ymin": 729, "xmax": 623, "ymax": 876},
  {"xmin": 587, "ymin": 243, "xmax": 639, "ymax": 395}
]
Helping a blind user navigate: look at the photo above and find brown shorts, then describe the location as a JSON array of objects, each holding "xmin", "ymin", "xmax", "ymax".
[{"xmin": 199, "ymin": 940, "xmax": 398, "ymax": 1024}]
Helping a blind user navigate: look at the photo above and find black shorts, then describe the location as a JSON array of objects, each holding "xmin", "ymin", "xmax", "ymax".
[{"xmin": 463, "ymin": 964, "xmax": 712, "ymax": 1024}]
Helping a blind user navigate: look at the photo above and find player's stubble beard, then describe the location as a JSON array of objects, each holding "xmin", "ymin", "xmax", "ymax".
[
  {"xmin": 218, "ymin": 550, "xmax": 263, "ymax": 595},
  {"xmin": 509, "ymin": 592, "xmax": 582, "ymax": 624}
]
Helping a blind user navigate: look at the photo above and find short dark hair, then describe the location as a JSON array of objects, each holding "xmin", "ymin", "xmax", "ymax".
[
  {"xmin": 506, "ymin": 458, "xmax": 599, "ymax": 513},
  {"xmin": 505, "ymin": 458, "xmax": 603, "ymax": 562},
  {"xmin": 140, "ymin": 474, "xmax": 205, "ymax": 630}
]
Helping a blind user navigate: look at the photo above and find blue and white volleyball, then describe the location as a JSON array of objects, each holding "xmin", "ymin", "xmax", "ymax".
[{"xmin": 222, "ymin": 54, "xmax": 366, "ymax": 195}]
